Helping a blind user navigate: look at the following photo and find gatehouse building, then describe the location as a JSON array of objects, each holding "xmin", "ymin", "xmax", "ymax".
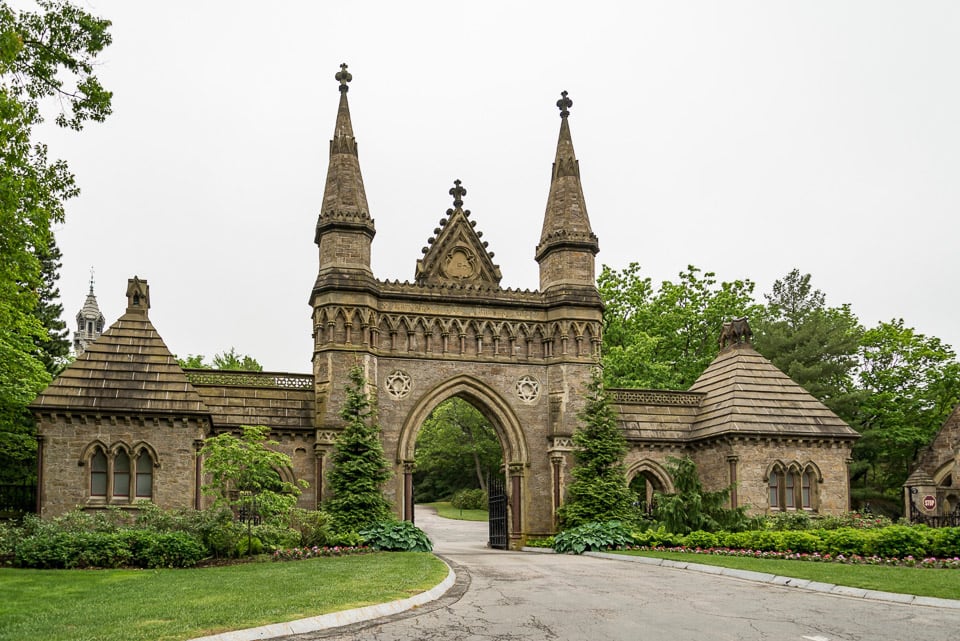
[{"xmin": 31, "ymin": 67, "xmax": 859, "ymax": 547}]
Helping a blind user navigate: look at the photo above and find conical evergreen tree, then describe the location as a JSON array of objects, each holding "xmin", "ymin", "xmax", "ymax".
[
  {"xmin": 33, "ymin": 235, "xmax": 70, "ymax": 375},
  {"xmin": 324, "ymin": 366, "xmax": 393, "ymax": 532},
  {"xmin": 557, "ymin": 368, "xmax": 635, "ymax": 528}
]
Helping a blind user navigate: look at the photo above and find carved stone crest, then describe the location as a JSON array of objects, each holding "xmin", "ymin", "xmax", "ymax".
[
  {"xmin": 516, "ymin": 375, "xmax": 540, "ymax": 403},
  {"xmin": 385, "ymin": 370, "xmax": 412, "ymax": 399}
]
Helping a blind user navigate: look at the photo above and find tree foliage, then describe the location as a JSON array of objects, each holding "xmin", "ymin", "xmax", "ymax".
[
  {"xmin": 324, "ymin": 366, "xmax": 393, "ymax": 532},
  {"xmin": 850, "ymin": 319, "xmax": 960, "ymax": 499},
  {"xmin": 654, "ymin": 457, "xmax": 748, "ymax": 534},
  {"xmin": 177, "ymin": 348, "xmax": 263, "ymax": 371},
  {"xmin": 557, "ymin": 369, "xmax": 635, "ymax": 529},
  {"xmin": 600, "ymin": 263, "xmax": 762, "ymax": 389},
  {"xmin": 200, "ymin": 424, "xmax": 305, "ymax": 522},
  {"xmin": 413, "ymin": 398, "xmax": 502, "ymax": 502},
  {"xmin": 0, "ymin": 0, "xmax": 112, "ymax": 485},
  {"xmin": 752, "ymin": 269, "xmax": 864, "ymax": 420}
]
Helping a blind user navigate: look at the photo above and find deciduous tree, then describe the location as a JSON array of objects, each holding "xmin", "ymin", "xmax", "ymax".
[
  {"xmin": 599, "ymin": 263, "xmax": 762, "ymax": 389},
  {"xmin": 851, "ymin": 320, "xmax": 960, "ymax": 500},
  {"xmin": 413, "ymin": 398, "xmax": 502, "ymax": 502},
  {"xmin": 0, "ymin": 0, "xmax": 112, "ymax": 485},
  {"xmin": 200, "ymin": 424, "xmax": 305, "ymax": 522}
]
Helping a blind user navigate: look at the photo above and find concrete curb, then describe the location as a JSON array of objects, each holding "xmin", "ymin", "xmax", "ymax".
[
  {"xmin": 580, "ymin": 551, "xmax": 960, "ymax": 610},
  {"xmin": 187, "ymin": 560, "xmax": 457, "ymax": 641}
]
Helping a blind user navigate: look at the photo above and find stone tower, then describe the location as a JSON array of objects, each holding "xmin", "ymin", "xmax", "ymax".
[{"xmin": 73, "ymin": 273, "xmax": 105, "ymax": 355}]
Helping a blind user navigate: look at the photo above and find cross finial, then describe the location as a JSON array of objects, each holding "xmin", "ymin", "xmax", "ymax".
[
  {"xmin": 449, "ymin": 179, "xmax": 466, "ymax": 208},
  {"xmin": 336, "ymin": 63, "xmax": 352, "ymax": 93},
  {"xmin": 557, "ymin": 90, "xmax": 572, "ymax": 118}
]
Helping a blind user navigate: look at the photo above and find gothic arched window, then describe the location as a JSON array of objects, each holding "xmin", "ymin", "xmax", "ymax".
[
  {"xmin": 91, "ymin": 448, "xmax": 108, "ymax": 496},
  {"xmin": 113, "ymin": 451, "xmax": 131, "ymax": 497},
  {"xmin": 136, "ymin": 451, "xmax": 154, "ymax": 498}
]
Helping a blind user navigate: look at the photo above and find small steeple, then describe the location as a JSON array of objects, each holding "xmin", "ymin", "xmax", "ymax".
[
  {"xmin": 74, "ymin": 269, "xmax": 106, "ymax": 355},
  {"xmin": 315, "ymin": 63, "xmax": 376, "ymax": 279},
  {"xmin": 125, "ymin": 276, "xmax": 150, "ymax": 316},
  {"xmin": 535, "ymin": 91, "xmax": 600, "ymax": 292}
]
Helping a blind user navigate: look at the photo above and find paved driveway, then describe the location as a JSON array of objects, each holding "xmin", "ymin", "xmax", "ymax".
[{"xmin": 287, "ymin": 508, "xmax": 958, "ymax": 641}]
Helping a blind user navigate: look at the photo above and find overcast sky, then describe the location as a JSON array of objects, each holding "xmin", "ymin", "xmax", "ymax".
[{"xmin": 42, "ymin": 1, "xmax": 960, "ymax": 373}]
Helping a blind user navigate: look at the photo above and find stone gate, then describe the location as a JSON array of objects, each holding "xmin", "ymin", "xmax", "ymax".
[{"xmin": 310, "ymin": 70, "xmax": 601, "ymax": 545}]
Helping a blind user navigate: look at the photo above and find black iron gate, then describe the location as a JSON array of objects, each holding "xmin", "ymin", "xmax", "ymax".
[{"xmin": 488, "ymin": 475, "xmax": 507, "ymax": 549}]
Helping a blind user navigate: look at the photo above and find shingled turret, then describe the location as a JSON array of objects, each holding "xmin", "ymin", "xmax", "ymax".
[
  {"xmin": 313, "ymin": 63, "xmax": 376, "ymax": 289},
  {"xmin": 535, "ymin": 91, "xmax": 600, "ymax": 296}
]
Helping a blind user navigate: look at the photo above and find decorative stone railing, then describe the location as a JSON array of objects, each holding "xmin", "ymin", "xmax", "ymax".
[{"xmin": 184, "ymin": 370, "xmax": 313, "ymax": 390}]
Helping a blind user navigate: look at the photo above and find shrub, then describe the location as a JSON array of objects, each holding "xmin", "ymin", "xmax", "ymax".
[
  {"xmin": 554, "ymin": 520, "xmax": 634, "ymax": 554},
  {"xmin": 766, "ymin": 511, "xmax": 812, "ymax": 531},
  {"xmin": 778, "ymin": 530, "xmax": 823, "ymax": 554},
  {"xmin": 250, "ymin": 523, "xmax": 300, "ymax": 552},
  {"xmin": 929, "ymin": 527, "xmax": 960, "ymax": 558},
  {"xmin": 360, "ymin": 520, "xmax": 432, "ymax": 552},
  {"xmin": 286, "ymin": 508, "xmax": 333, "ymax": 547},
  {"xmin": 123, "ymin": 530, "xmax": 206, "ymax": 568},
  {"xmin": 631, "ymin": 526, "xmax": 681, "ymax": 548},
  {"xmin": 451, "ymin": 489, "xmax": 487, "ymax": 511},
  {"xmin": 684, "ymin": 531, "xmax": 719, "ymax": 549},
  {"xmin": 819, "ymin": 527, "xmax": 872, "ymax": 556},
  {"xmin": 869, "ymin": 525, "xmax": 931, "ymax": 559},
  {"xmin": 524, "ymin": 536, "xmax": 555, "ymax": 548},
  {"xmin": 236, "ymin": 536, "xmax": 264, "ymax": 557}
]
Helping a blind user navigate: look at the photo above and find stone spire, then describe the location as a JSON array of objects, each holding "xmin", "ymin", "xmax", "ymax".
[
  {"xmin": 73, "ymin": 270, "xmax": 105, "ymax": 355},
  {"xmin": 314, "ymin": 63, "xmax": 375, "ymax": 277},
  {"xmin": 535, "ymin": 91, "xmax": 599, "ymax": 292}
]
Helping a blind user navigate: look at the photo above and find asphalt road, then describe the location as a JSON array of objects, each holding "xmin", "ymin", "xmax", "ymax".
[{"xmin": 285, "ymin": 508, "xmax": 959, "ymax": 641}]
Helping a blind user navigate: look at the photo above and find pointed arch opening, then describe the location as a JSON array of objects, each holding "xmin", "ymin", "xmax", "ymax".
[
  {"xmin": 627, "ymin": 460, "xmax": 674, "ymax": 515},
  {"xmin": 396, "ymin": 375, "xmax": 529, "ymax": 547}
]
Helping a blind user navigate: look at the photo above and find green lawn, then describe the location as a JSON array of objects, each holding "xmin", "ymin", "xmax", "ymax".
[
  {"xmin": 423, "ymin": 501, "xmax": 489, "ymax": 521},
  {"xmin": 614, "ymin": 550, "xmax": 960, "ymax": 600},
  {"xmin": 0, "ymin": 552, "xmax": 448, "ymax": 641}
]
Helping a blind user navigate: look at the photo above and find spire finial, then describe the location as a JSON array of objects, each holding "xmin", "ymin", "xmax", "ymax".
[
  {"xmin": 336, "ymin": 62, "xmax": 352, "ymax": 93},
  {"xmin": 89, "ymin": 267, "xmax": 95, "ymax": 294},
  {"xmin": 556, "ymin": 90, "xmax": 572, "ymax": 118},
  {"xmin": 449, "ymin": 179, "xmax": 466, "ymax": 208}
]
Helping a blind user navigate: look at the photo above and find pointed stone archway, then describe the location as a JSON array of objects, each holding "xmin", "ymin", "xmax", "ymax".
[{"xmin": 395, "ymin": 375, "xmax": 528, "ymax": 541}]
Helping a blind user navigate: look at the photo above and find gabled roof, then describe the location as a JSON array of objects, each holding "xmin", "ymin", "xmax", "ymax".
[
  {"xmin": 31, "ymin": 278, "xmax": 209, "ymax": 416},
  {"xmin": 415, "ymin": 180, "xmax": 502, "ymax": 287},
  {"xmin": 688, "ymin": 342, "xmax": 858, "ymax": 441}
]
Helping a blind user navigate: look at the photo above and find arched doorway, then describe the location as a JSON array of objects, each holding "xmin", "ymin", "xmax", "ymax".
[
  {"xmin": 413, "ymin": 398, "xmax": 502, "ymax": 503},
  {"xmin": 627, "ymin": 460, "xmax": 673, "ymax": 515},
  {"xmin": 396, "ymin": 375, "xmax": 528, "ymax": 547}
]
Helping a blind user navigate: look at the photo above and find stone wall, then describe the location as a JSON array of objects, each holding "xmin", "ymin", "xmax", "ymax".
[{"xmin": 36, "ymin": 412, "xmax": 206, "ymax": 518}]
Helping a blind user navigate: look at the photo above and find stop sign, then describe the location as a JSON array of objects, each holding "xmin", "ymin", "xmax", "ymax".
[{"xmin": 923, "ymin": 495, "xmax": 937, "ymax": 510}]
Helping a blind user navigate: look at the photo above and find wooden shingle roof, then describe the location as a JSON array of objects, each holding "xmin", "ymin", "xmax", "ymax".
[
  {"xmin": 688, "ymin": 342, "xmax": 858, "ymax": 441},
  {"xmin": 30, "ymin": 279, "xmax": 209, "ymax": 416}
]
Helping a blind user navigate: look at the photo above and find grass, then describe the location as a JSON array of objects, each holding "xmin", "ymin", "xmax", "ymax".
[
  {"xmin": 614, "ymin": 550, "xmax": 960, "ymax": 600},
  {"xmin": 423, "ymin": 501, "xmax": 489, "ymax": 521},
  {"xmin": 0, "ymin": 552, "xmax": 448, "ymax": 641}
]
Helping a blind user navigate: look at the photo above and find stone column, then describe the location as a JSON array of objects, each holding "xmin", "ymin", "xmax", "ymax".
[
  {"xmin": 403, "ymin": 460, "xmax": 416, "ymax": 523},
  {"xmin": 508, "ymin": 463, "xmax": 524, "ymax": 548}
]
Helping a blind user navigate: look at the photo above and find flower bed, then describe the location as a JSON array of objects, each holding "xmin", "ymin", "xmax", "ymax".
[
  {"xmin": 629, "ymin": 545, "xmax": 960, "ymax": 569},
  {"xmin": 271, "ymin": 545, "xmax": 370, "ymax": 561}
]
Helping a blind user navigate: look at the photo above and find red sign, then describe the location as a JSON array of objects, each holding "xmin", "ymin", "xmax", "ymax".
[{"xmin": 923, "ymin": 495, "xmax": 937, "ymax": 511}]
